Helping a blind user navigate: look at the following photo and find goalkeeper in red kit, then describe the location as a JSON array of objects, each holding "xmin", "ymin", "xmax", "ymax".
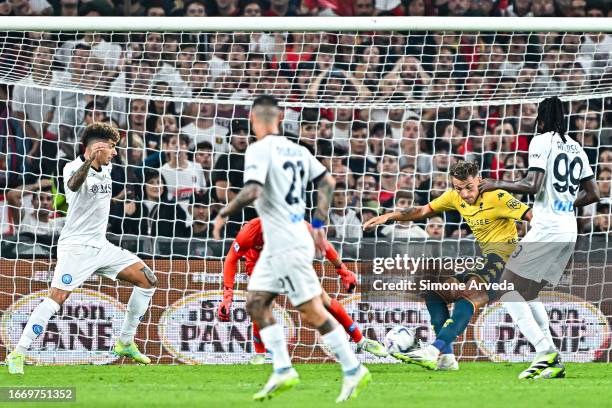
[{"xmin": 218, "ymin": 217, "xmax": 388, "ymax": 364}]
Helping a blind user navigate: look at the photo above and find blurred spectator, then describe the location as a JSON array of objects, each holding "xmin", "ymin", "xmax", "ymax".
[
  {"xmin": 188, "ymin": 192, "xmax": 212, "ymax": 238},
  {"xmin": 59, "ymin": 0, "xmax": 79, "ymax": 16},
  {"xmin": 329, "ymin": 183, "xmax": 362, "ymax": 240},
  {"xmin": 160, "ymin": 133, "xmax": 206, "ymax": 206},
  {"xmin": 194, "ymin": 141, "xmax": 214, "ymax": 187},
  {"xmin": 5, "ymin": 179, "xmax": 63, "ymax": 242},
  {"xmin": 110, "ymin": 169, "xmax": 189, "ymax": 237},
  {"xmin": 211, "ymin": 119, "xmax": 249, "ymax": 203},
  {"xmin": 425, "ymin": 215, "xmax": 445, "ymax": 239},
  {"xmin": 380, "ymin": 191, "xmax": 428, "ymax": 239},
  {"xmin": 182, "ymin": 97, "xmax": 229, "ymax": 154}
]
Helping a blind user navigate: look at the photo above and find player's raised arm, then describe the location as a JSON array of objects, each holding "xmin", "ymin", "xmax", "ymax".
[
  {"xmin": 363, "ymin": 204, "xmax": 435, "ymax": 231},
  {"xmin": 66, "ymin": 141, "xmax": 111, "ymax": 192}
]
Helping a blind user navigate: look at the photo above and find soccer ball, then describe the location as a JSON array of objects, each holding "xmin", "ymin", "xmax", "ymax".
[{"xmin": 384, "ymin": 326, "xmax": 416, "ymax": 354}]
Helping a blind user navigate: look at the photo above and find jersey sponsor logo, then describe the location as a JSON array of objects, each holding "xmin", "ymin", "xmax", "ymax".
[
  {"xmin": 158, "ymin": 290, "xmax": 295, "ymax": 364},
  {"xmin": 506, "ymin": 199, "xmax": 522, "ymax": 210},
  {"xmin": 89, "ymin": 183, "xmax": 112, "ymax": 194},
  {"xmin": 61, "ymin": 274, "xmax": 72, "ymax": 284},
  {"xmin": 0, "ymin": 289, "xmax": 126, "ymax": 365},
  {"xmin": 475, "ymin": 291, "xmax": 610, "ymax": 363},
  {"xmin": 467, "ymin": 218, "xmax": 490, "ymax": 226},
  {"xmin": 319, "ymin": 294, "xmax": 434, "ymax": 363},
  {"xmin": 553, "ymin": 200, "xmax": 574, "ymax": 212}
]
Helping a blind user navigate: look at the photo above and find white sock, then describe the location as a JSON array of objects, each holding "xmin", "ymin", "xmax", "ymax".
[
  {"xmin": 119, "ymin": 286, "xmax": 155, "ymax": 344},
  {"xmin": 16, "ymin": 298, "xmax": 61, "ymax": 353},
  {"xmin": 501, "ymin": 291, "xmax": 554, "ymax": 354},
  {"xmin": 321, "ymin": 325, "xmax": 360, "ymax": 375},
  {"xmin": 259, "ymin": 324, "xmax": 292, "ymax": 372},
  {"xmin": 528, "ymin": 299, "xmax": 555, "ymax": 350}
]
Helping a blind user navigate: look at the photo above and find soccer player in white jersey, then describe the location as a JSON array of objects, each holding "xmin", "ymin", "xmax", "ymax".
[
  {"xmin": 212, "ymin": 95, "xmax": 370, "ymax": 403},
  {"xmin": 480, "ymin": 97, "xmax": 600, "ymax": 379},
  {"xmin": 6, "ymin": 123, "xmax": 157, "ymax": 375}
]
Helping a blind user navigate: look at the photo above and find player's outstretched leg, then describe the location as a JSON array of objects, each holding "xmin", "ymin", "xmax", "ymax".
[
  {"xmin": 250, "ymin": 321, "xmax": 267, "ymax": 365},
  {"xmin": 324, "ymin": 295, "xmax": 387, "ymax": 358},
  {"xmin": 247, "ymin": 291, "xmax": 299, "ymax": 401},
  {"xmin": 112, "ymin": 263, "xmax": 156, "ymax": 364},
  {"xmin": 299, "ymin": 296, "xmax": 371, "ymax": 403},
  {"xmin": 6, "ymin": 289, "xmax": 67, "ymax": 375},
  {"xmin": 424, "ymin": 292, "xmax": 457, "ymax": 370}
]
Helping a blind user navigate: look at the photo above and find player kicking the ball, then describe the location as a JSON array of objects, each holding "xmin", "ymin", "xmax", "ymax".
[
  {"xmin": 218, "ymin": 217, "xmax": 388, "ymax": 364},
  {"xmin": 364, "ymin": 160, "xmax": 531, "ymax": 371},
  {"xmin": 6, "ymin": 123, "xmax": 156, "ymax": 375},
  {"xmin": 213, "ymin": 95, "xmax": 370, "ymax": 402},
  {"xmin": 479, "ymin": 96, "xmax": 600, "ymax": 379}
]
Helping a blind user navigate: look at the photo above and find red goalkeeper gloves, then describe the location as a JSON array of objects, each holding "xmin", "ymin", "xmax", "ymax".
[
  {"xmin": 336, "ymin": 264, "xmax": 357, "ymax": 293},
  {"xmin": 217, "ymin": 287, "xmax": 233, "ymax": 322}
]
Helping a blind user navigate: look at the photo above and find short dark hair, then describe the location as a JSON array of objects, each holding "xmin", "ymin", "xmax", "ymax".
[
  {"xmin": 80, "ymin": 122, "xmax": 120, "ymax": 146},
  {"xmin": 351, "ymin": 121, "xmax": 368, "ymax": 133},
  {"xmin": 252, "ymin": 94, "xmax": 279, "ymax": 108},
  {"xmin": 196, "ymin": 141, "xmax": 213, "ymax": 151},
  {"xmin": 449, "ymin": 160, "xmax": 480, "ymax": 181},
  {"xmin": 395, "ymin": 190, "xmax": 414, "ymax": 203},
  {"xmin": 163, "ymin": 132, "xmax": 190, "ymax": 146}
]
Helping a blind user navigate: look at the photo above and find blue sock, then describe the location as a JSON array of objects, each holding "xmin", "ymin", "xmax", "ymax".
[
  {"xmin": 425, "ymin": 292, "xmax": 450, "ymax": 337},
  {"xmin": 432, "ymin": 338, "xmax": 447, "ymax": 353},
  {"xmin": 441, "ymin": 342, "xmax": 453, "ymax": 354},
  {"xmin": 437, "ymin": 299, "xmax": 475, "ymax": 345}
]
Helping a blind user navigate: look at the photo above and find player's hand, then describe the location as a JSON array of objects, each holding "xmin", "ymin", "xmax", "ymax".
[
  {"xmin": 124, "ymin": 201, "xmax": 137, "ymax": 216},
  {"xmin": 213, "ymin": 214, "xmax": 227, "ymax": 240},
  {"xmin": 85, "ymin": 142, "xmax": 109, "ymax": 162},
  {"xmin": 337, "ymin": 265, "xmax": 357, "ymax": 293},
  {"xmin": 363, "ymin": 213, "xmax": 392, "ymax": 231},
  {"xmin": 217, "ymin": 288, "xmax": 233, "ymax": 322},
  {"xmin": 478, "ymin": 179, "xmax": 498, "ymax": 194}
]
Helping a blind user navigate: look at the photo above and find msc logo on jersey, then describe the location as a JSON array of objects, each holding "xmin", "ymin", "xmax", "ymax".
[
  {"xmin": 506, "ymin": 199, "xmax": 522, "ymax": 210},
  {"xmin": 90, "ymin": 183, "xmax": 112, "ymax": 194},
  {"xmin": 62, "ymin": 274, "xmax": 73, "ymax": 284}
]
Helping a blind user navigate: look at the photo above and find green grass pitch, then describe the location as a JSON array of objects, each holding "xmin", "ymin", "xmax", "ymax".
[{"xmin": 2, "ymin": 363, "xmax": 611, "ymax": 408}]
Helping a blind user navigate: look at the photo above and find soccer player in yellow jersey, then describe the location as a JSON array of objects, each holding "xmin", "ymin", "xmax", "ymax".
[{"xmin": 364, "ymin": 160, "xmax": 532, "ymax": 370}]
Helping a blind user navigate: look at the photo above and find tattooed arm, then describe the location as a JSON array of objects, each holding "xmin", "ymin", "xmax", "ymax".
[
  {"xmin": 312, "ymin": 174, "xmax": 335, "ymax": 223},
  {"xmin": 67, "ymin": 142, "xmax": 108, "ymax": 192},
  {"xmin": 213, "ymin": 182, "xmax": 263, "ymax": 240},
  {"xmin": 363, "ymin": 205, "xmax": 436, "ymax": 230},
  {"xmin": 66, "ymin": 157, "xmax": 94, "ymax": 192},
  {"xmin": 219, "ymin": 182, "xmax": 263, "ymax": 218}
]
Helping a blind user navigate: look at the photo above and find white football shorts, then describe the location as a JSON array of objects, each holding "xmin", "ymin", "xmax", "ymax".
[
  {"xmin": 505, "ymin": 227, "xmax": 576, "ymax": 286},
  {"xmin": 51, "ymin": 241, "xmax": 141, "ymax": 291},
  {"xmin": 248, "ymin": 246, "xmax": 322, "ymax": 307}
]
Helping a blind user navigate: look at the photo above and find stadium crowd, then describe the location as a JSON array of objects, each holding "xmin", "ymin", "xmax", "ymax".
[{"xmin": 0, "ymin": 0, "xmax": 611, "ymax": 258}]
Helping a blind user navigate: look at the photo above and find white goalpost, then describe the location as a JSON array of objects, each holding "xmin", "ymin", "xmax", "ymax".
[{"xmin": 0, "ymin": 17, "xmax": 610, "ymax": 365}]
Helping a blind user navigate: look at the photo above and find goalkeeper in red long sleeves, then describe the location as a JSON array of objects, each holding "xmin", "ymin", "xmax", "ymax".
[{"xmin": 218, "ymin": 217, "xmax": 388, "ymax": 364}]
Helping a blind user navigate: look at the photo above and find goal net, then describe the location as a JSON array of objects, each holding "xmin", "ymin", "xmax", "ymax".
[{"xmin": 0, "ymin": 18, "xmax": 611, "ymax": 365}]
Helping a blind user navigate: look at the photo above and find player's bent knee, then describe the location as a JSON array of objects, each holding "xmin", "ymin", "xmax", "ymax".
[
  {"xmin": 49, "ymin": 287, "xmax": 71, "ymax": 305},
  {"xmin": 139, "ymin": 264, "xmax": 157, "ymax": 288},
  {"xmin": 435, "ymin": 277, "xmax": 461, "ymax": 304}
]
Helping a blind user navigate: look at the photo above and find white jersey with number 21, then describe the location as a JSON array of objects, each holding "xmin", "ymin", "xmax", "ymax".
[
  {"xmin": 243, "ymin": 135, "xmax": 327, "ymax": 255},
  {"xmin": 528, "ymin": 131, "xmax": 594, "ymax": 234}
]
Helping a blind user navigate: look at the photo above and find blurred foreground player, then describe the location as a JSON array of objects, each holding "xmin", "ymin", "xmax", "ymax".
[
  {"xmin": 364, "ymin": 160, "xmax": 531, "ymax": 371},
  {"xmin": 213, "ymin": 95, "xmax": 371, "ymax": 402},
  {"xmin": 480, "ymin": 96, "xmax": 600, "ymax": 379},
  {"xmin": 6, "ymin": 123, "xmax": 156, "ymax": 375},
  {"xmin": 218, "ymin": 217, "xmax": 388, "ymax": 364}
]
